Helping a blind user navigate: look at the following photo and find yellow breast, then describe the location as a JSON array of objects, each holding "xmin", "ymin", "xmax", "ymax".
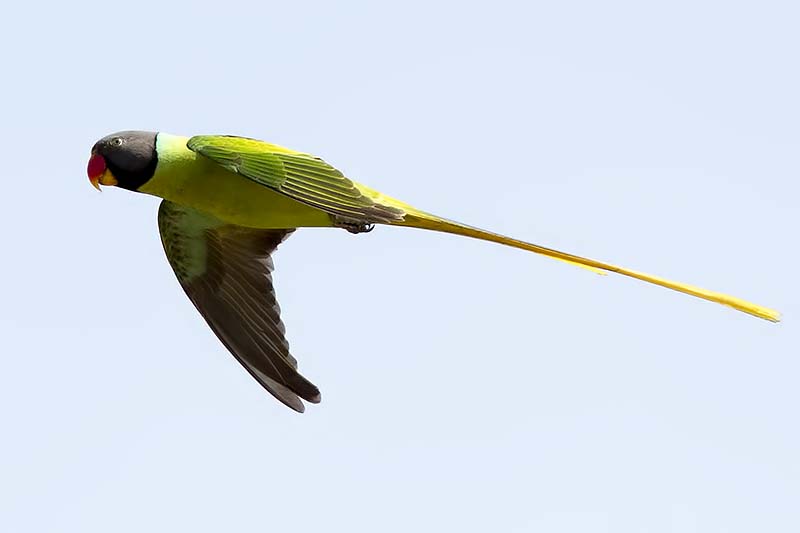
[{"xmin": 139, "ymin": 134, "xmax": 333, "ymax": 229}]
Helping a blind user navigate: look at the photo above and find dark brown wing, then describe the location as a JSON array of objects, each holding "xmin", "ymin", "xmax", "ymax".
[{"xmin": 157, "ymin": 200, "xmax": 320, "ymax": 412}]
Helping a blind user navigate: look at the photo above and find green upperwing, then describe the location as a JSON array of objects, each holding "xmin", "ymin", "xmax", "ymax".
[{"xmin": 187, "ymin": 135, "xmax": 406, "ymax": 223}]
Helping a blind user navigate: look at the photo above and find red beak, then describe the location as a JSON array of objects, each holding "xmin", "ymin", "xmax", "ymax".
[{"xmin": 87, "ymin": 154, "xmax": 106, "ymax": 191}]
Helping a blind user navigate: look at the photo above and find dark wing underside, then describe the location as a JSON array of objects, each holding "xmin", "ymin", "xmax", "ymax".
[{"xmin": 157, "ymin": 200, "xmax": 320, "ymax": 412}]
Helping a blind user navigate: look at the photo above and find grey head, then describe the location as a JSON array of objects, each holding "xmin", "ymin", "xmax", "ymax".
[{"xmin": 90, "ymin": 131, "xmax": 159, "ymax": 191}]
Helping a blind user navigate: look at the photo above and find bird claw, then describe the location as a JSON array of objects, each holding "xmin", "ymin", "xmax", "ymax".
[{"xmin": 333, "ymin": 217, "xmax": 375, "ymax": 234}]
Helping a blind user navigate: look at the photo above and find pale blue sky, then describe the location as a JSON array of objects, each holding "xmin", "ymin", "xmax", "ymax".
[{"xmin": 1, "ymin": 1, "xmax": 798, "ymax": 531}]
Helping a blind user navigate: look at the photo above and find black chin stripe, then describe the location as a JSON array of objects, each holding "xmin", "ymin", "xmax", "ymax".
[
  {"xmin": 108, "ymin": 154, "xmax": 157, "ymax": 191},
  {"xmin": 103, "ymin": 131, "xmax": 159, "ymax": 191}
]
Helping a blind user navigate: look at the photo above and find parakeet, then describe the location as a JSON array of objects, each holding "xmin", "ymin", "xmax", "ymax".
[{"xmin": 88, "ymin": 131, "xmax": 780, "ymax": 412}]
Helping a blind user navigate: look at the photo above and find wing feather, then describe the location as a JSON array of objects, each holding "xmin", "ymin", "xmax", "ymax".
[
  {"xmin": 187, "ymin": 135, "xmax": 406, "ymax": 223},
  {"xmin": 157, "ymin": 200, "xmax": 319, "ymax": 412}
]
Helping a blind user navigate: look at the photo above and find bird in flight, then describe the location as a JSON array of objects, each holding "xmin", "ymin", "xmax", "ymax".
[{"xmin": 88, "ymin": 131, "xmax": 780, "ymax": 412}]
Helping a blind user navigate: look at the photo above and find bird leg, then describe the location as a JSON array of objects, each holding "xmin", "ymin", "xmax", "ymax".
[{"xmin": 332, "ymin": 216, "xmax": 375, "ymax": 234}]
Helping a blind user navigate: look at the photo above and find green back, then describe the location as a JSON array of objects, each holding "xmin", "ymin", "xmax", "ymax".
[{"xmin": 188, "ymin": 135, "xmax": 405, "ymax": 223}]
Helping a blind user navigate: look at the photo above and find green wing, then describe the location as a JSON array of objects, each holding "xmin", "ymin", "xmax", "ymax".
[
  {"xmin": 158, "ymin": 200, "xmax": 320, "ymax": 413},
  {"xmin": 187, "ymin": 135, "xmax": 406, "ymax": 223}
]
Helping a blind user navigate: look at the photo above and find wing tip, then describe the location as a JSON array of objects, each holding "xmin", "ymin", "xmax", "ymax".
[
  {"xmin": 307, "ymin": 391, "xmax": 322, "ymax": 404},
  {"xmin": 279, "ymin": 391, "xmax": 321, "ymax": 414}
]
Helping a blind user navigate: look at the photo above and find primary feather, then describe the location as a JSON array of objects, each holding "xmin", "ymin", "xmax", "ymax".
[{"xmin": 158, "ymin": 201, "xmax": 319, "ymax": 412}]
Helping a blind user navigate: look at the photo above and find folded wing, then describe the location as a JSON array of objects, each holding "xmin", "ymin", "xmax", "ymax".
[{"xmin": 187, "ymin": 135, "xmax": 406, "ymax": 223}]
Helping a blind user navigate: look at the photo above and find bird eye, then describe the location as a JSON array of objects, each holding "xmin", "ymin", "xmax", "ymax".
[{"xmin": 112, "ymin": 137, "xmax": 123, "ymax": 146}]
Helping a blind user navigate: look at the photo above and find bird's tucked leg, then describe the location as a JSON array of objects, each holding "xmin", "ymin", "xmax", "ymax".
[{"xmin": 332, "ymin": 216, "xmax": 375, "ymax": 234}]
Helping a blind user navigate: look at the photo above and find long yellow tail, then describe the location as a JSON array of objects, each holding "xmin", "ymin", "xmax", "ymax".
[{"xmin": 395, "ymin": 212, "xmax": 780, "ymax": 322}]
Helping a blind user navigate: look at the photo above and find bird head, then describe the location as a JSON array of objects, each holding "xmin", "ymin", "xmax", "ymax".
[{"xmin": 88, "ymin": 131, "xmax": 158, "ymax": 191}]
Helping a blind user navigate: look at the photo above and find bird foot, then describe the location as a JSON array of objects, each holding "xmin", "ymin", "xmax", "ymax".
[{"xmin": 333, "ymin": 217, "xmax": 375, "ymax": 234}]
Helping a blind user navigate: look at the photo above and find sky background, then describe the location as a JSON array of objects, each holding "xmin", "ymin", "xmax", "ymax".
[{"xmin": 1, "ymin": 1, "xmax": 798, "ymax": 531}]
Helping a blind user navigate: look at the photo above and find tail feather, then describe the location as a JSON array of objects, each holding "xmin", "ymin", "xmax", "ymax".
[{"xmin": 396, "ymin": 212, "xmax": 780, "ymax": 322}]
